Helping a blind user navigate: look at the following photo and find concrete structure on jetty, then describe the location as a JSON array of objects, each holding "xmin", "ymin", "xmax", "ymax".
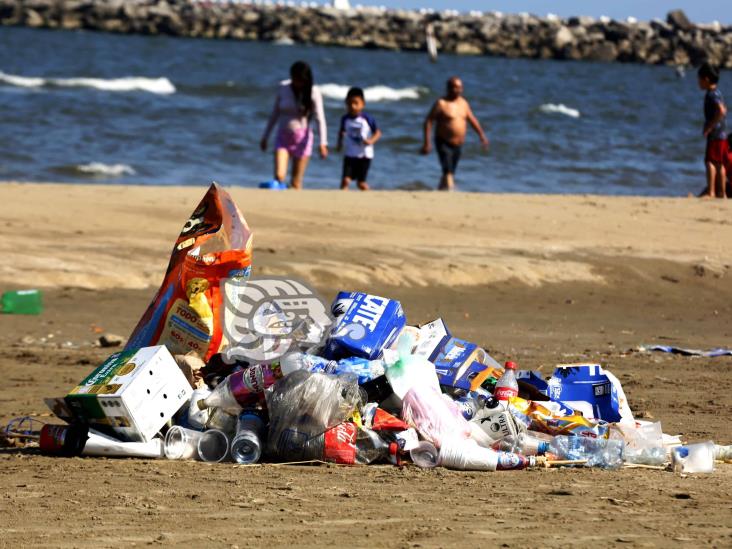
[{"xmin": 1, "ymin": 0, "xmax": 731, "ymax": 67}]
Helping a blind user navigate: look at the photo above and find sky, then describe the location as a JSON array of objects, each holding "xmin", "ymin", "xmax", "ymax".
[{"xmin": 369, "ymin": 1, "xmax": 732, "ymax": 24}]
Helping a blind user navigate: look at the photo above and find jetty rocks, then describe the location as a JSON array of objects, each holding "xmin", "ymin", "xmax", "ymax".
[{"xmin": 1, "ymin": 1, "xmax": 731, "ymax": 67}]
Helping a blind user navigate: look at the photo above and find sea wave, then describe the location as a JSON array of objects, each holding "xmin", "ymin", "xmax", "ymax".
[
  {"xmin": 538, "ymin": 103, "xmax": 581, "ymax": 118},
  {"xmin": 319, "ymin": 83, "xmax": 425, "ymax": 102},
  {"xmin": 0, "ymin": 71, "xmax": 176, "ymax": 94},
  {"xmin": 70, "ymin": 163, "xmax": 137, "ymax": 177}
]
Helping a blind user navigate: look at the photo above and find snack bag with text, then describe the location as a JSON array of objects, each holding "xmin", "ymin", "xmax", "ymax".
[{"xmin": 125, "ymin": 183, "xmax": 253, "ymax": 361}]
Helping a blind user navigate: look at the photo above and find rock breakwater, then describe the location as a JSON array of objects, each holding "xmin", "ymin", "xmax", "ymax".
[{"xmin": 1, "ymin": 1, "xmax": 731, "ymax": 67}]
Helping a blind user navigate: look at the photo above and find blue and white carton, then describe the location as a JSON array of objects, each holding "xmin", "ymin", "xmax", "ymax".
[
  {"xmin": 325, "ymin": 292, "xmax": 406, "ymax": 360},
  {"xmin": 547, "ymin": 364, "xmax": 623, "ymax": 423},
  {"xmin": 433, "ymin": 337, "xmax": 503, "ymax": 391}
]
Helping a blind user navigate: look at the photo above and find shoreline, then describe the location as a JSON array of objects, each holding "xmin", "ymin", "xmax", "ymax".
[{"xmin": 1, "ymin": 3, "xmax": 731, "ymax": 67}]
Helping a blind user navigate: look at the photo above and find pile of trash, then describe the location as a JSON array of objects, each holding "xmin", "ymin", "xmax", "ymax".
[{"xmin": 7, "ymin": 183, "xmax": 731, "ymax": 474}]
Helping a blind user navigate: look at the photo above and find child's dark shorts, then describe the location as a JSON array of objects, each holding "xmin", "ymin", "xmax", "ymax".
[
  {"xmin": 435, "ymin": 137, "xmax": 462, "ymax": 175},
  {"xmin": 706, "ymin": 138, "xmax": 729, "ymax": 164},
  {"xmin": 342, "ymin": 156, "xmax": 371, "ymax": 181}
]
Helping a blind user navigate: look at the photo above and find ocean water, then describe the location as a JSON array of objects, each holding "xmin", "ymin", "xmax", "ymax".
[{"xmin": 0, "ymin": 26, "xmax": 718, "ymax": 195}]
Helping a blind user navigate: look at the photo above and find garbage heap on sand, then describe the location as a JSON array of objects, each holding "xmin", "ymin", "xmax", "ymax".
[{"xmin": 8, "ymin": 183, "xmax": 730, "ymax": 474}]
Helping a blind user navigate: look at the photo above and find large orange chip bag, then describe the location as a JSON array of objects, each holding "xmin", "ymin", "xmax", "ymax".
[{"xmin": 125, "ymin": 183, "xmax": 253, "ymax": 361}]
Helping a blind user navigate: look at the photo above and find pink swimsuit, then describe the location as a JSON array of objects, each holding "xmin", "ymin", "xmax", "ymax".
[{"xmin": 262, "ymin": 80, "xmax": 327, "ymax": 158}]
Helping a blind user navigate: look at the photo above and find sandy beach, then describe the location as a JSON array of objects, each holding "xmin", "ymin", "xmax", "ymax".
[{"xmin": 1, "ymin": 182, "xmax": 732, "ymax": 547}]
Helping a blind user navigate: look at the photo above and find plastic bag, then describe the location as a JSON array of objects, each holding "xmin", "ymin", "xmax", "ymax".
[
  {"xmin": 401, "ymin": 385, "xmax": 471, "ymax": 449},
  {"xmin": 125, "ymin": 183, "xmax": 253, "ymax": 361},
  {"xmin": 265, "ymin": 370, "xmax": 361, "ymax": 461}
]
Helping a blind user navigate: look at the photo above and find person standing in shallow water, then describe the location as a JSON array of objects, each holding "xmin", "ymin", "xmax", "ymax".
[
  {"xmin": 420, "ymin": 76, "xmax": 489, "ymax": 190},
  {"xmin": 260, "ymin": 61, "xmax": 328, "ymax": 190},
  {"xmin": 698, "ymin": 62, "xmax": 727, "ymax": 199}
]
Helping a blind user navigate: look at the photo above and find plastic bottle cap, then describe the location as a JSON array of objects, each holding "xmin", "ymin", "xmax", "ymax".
[{"xmin": 504, "ymin": 361, "xmax": 517, "ymax": 370}]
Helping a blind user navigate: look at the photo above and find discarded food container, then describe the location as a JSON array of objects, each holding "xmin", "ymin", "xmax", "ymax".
[
  {"xmin": 1, "ymin": 289, "xmax": 43, "ymax": 315},
  {"xmin": 547, "ymin": 364, "xmax": 622, "ymax": 423},
  {"xmin": 673, "ymin": 441, "xmax": 715, "ymax": 473},
  {"xmin": 410, "ymin": 440, "xmax": 439, "ymax": 468},
  {"xmin": 65, "ymin": 346, "xmax": 193, "ymax": 442},
  {"xmin": 125, "ymin": 183, "xmax": 253, "ymax": 362},
  {"xmin": 198, "ymin": 429, "xmax": 229, "ymax": 462},
  {"xmin": 165, "ymin": 425, "xmax": 205, "ymax": 460}
]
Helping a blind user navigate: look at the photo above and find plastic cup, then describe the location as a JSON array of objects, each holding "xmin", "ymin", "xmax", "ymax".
[
  {"xmin": 164, "ymin": 426, "xmax": 204, "ymax": 460},
  {"xmin": 197, "ymin": 429, "xmax": 230, "ymax": 463},
  {"xmin": 410, "ymin": 441, "xmax": 439, "ymax": 469},
  {"xmin": 439, "ymin": 439, "xmax": 498, "ymax": 471}
]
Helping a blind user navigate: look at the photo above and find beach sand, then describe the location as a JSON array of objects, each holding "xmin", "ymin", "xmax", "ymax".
[{"xmin": 1, "ymin": 182, "xmax": 732, "ymax": 547}]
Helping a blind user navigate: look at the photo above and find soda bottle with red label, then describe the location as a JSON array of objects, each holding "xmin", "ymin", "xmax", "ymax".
[
  {"xmin": 302, "ymin": 423, "xmax": 398, "ymax": 465},
  {"xmin": 198, "ymin": 364, "xmax": 280, "ymax": 414},
  {"xmin": 493, "ymin": 361, "xmax": 519, "ymax": 404}
]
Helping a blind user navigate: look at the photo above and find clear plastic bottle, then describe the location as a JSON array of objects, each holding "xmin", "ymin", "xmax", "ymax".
[
  {"xmin": 279, "ymin": 353, "xmax": 335, "ymax": 376},
  {"xmin": 198, "ymin": 364, "xmax": 279, "ymax": 413},
  {"xmin": 493, "ymin": 361, "xmax": 519, "ymax": 404},
  {"xmin": 280, "ymin": 352, "xmax": 386, "ymax": 384},
  {"xmin": 497, "ymin": 432, "xmax": 551, "ymax": 456},
  {"xmin": 231, "ymin": 410, "xmax": 266, "ymax": 464},
  {"xmin": 548, "ymin": 435, "xmax": 624, "ymax": 469}
]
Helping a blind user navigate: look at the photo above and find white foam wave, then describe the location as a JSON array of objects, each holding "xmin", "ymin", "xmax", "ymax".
[
  {"xmin": 0, "ymin": 71, "xmax": 176, "ymax": 94},
  {"xmin": 539, "ymin": 103, "xmax": 581, "ymax": 118},
  {"xmin": 319, "ymin": 83, "xmax": 423, "ymax": 102},
  {"xmin": 76, "ymin": 163, "xmax": 137, "ymax": 177}
]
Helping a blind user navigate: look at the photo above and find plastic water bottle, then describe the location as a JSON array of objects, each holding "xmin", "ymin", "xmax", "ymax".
[
  {"xmin": 1, "ymin": 289, "xmax": 43, "ymax": 315},
  {"xmin": 548, "ymin": 436, "xmax": 624, "ymax": 469},
  {"xmin": 493, "ymin": 361, "xmax": 519, "ymax": 404},
  {"xmin": 198, "ymin": 364, "xmax": 279, "ymax": 413},
  {"xmin": 231, "ymin": 410, "xmax": 266, "ymax": 464},
  {"xmin": 497, "ymin": 432, "xmax": 551, "ymax": 456},
  {"xmin": 280, "ymin": 352, "xmax": 386, "ymax": 384}
]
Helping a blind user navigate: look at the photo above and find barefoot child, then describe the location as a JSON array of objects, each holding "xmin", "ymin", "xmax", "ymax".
[
  {"xmin": 698, "ymin": 63, "xmax": 728, "ymax": 198},
  {"xmin": 337, "ymin": 87, "xmax": 381, "ymax": 191}
]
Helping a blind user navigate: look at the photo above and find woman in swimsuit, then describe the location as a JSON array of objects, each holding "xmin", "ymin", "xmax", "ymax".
[{"xmin": 260, "ymin": 61, "xmax": 328, "ymax": 189}]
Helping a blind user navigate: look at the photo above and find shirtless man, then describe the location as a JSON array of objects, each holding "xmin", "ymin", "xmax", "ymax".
[{"xmin": 420, "ymin": 76, "xmax": 489, "ymax": 190}]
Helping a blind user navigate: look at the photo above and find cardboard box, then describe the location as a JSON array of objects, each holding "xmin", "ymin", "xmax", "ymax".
[
  {"xmin": 434, "ymin": 338, "xmax": 503, "ymax": 391},
  {"xmin": 65, "ymin": 346, "xmax": 192, "ymax": 442},
  {"xmin": 326, "ymin": 292, "xmax": 406, "ymax": 360},
  {"xmin": 413, "ymin": 318, "xmax": 451, "ymax": 362}
]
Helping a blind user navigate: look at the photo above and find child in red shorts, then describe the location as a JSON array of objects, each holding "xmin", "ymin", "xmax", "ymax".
[{"xmin": 698, "ymin": 63, "xmax": 728, "ymax": 198}]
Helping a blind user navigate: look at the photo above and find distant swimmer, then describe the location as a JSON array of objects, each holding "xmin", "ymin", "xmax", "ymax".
[
  {"xmin": 420, "ymin": 76, "xmax": 489, "ymax": 191},
  {"xmin": 698, "ymin": 62, "xmax": 727, "ymax": 199},
  {"xmin": 260, "ymin": 61, "xmax": 328, "ymax": 190}
]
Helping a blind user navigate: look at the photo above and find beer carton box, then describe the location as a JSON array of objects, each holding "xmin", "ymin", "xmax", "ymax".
[
  {"xmin": 65, "ymin": 345, "xmax": 192, "ymax": 442},
  {"xmin": 414, "ymin": 318, "xmax": 451, "ymax": 362},
  {"xmin": 326, "ymin": 292, "xmax": 406, "ymax": 360},
  {"xmin": 434, "ymin": 338, "xmax": 503, "ymax": 391}
]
